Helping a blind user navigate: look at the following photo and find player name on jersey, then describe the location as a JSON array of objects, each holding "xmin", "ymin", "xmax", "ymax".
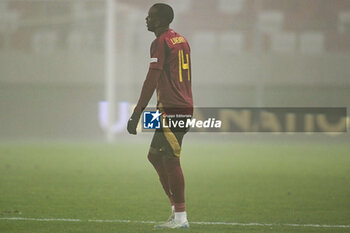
[{"xmin": 170, "ymin": 36, "xmax": 186, "ymax": 45}]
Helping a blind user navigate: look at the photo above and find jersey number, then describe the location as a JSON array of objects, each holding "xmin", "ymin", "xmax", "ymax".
[{"xmin": 178, "ymin": 49, "xmax": 190, "ymax": 82}]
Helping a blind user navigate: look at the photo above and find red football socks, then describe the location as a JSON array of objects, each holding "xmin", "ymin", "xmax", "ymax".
[
  {"xmin": 148, "ymin": 151, "xmax": 174, "ymax": 205},
  {"xmin": 148, "ymin": 151, "xmax": 185, "ymax": 212},
  {"xmin": 162, "ymin": 156, "xmax": 185, "ymax": 212}
]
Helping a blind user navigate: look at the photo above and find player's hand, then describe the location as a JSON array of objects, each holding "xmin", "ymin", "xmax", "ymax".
[{"xmin": 127, "ymin": 111, "xmax": 141, "ymax": 135}]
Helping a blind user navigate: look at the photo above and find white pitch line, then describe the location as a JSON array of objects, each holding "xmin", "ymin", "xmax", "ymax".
[
  {"xmin": 0, "ymin": 217, "xmax": 350, "ymax": 228},
  {"xmin": 190, "ymin": 221, "xmax": 350, "ymax": 228}
]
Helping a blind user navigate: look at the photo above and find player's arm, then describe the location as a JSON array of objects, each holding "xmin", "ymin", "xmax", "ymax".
[
  {"xmin": 134, "ymin": 68, "xmax": 162, "ymax": 113},
  {"xmin": 127, "ymin": 68, "xmax": 162, "ymax": 135},
  {"xmin": 127, "ymin": 39, "xmax": 169, "ymax": 135}
]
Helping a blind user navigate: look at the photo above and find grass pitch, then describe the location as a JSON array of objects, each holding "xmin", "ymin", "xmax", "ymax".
[{"xmin": 0, "ymin": 142, "xmax": 349, "ymax": 233}]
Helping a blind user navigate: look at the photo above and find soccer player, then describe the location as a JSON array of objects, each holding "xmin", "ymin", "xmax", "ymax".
[{"xmin": 127, "ymin": 3, "xmax": 193, "ymax": 229}]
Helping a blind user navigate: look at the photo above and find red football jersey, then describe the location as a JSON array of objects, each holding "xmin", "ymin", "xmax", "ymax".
[{"xmin": 149, "ymin": 29, "xmax": 193, "ymax": 114}]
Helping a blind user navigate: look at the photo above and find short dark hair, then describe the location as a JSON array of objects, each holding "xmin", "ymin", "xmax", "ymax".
[{"xmin": 152, "ymin": 3, "xmax": 174, "ymax": 25}]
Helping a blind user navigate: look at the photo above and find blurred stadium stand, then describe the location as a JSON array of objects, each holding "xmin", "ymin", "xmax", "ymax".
[{"xmin": 0, "ymin": 0, "xmax": 349, "ymax": 141}]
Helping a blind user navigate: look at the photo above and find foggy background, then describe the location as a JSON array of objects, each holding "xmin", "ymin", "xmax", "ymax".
[{"xmin": 0, "ymin": 0, "xmax": 349, "ymax": 142}]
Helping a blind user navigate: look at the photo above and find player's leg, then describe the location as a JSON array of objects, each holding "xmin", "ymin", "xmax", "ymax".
[
  {"xmin": 162, "ymin": 155, "xmax": 187, "ymax": 219},
  {"xmin": 148, "ymin": 130, "xmax": 175, "ymax": 219},
  {"xmin": 156, "ymin": 130, "xmax": 189, "ymax": 228},
  {"xmin": 147, "ymin": 147, "xmax": 174, "ymax": 206}
]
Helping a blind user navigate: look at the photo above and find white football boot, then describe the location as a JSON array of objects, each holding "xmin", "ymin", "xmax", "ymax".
[
  {"xmin": 154, "ymin": 210, "xmax": 175, "ymax": 228},
  {"xmin": 156, "ymin": 219, "xmax": 190, "ymax": 229},
  {"xmin": 155, "ymin": 211, "xmax": 190, "ymax": 229}
]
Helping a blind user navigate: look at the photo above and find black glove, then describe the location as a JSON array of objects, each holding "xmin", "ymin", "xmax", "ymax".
[{"xmin": 127, "ymin": 111, "xmax": 141, "ymax": 135}]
